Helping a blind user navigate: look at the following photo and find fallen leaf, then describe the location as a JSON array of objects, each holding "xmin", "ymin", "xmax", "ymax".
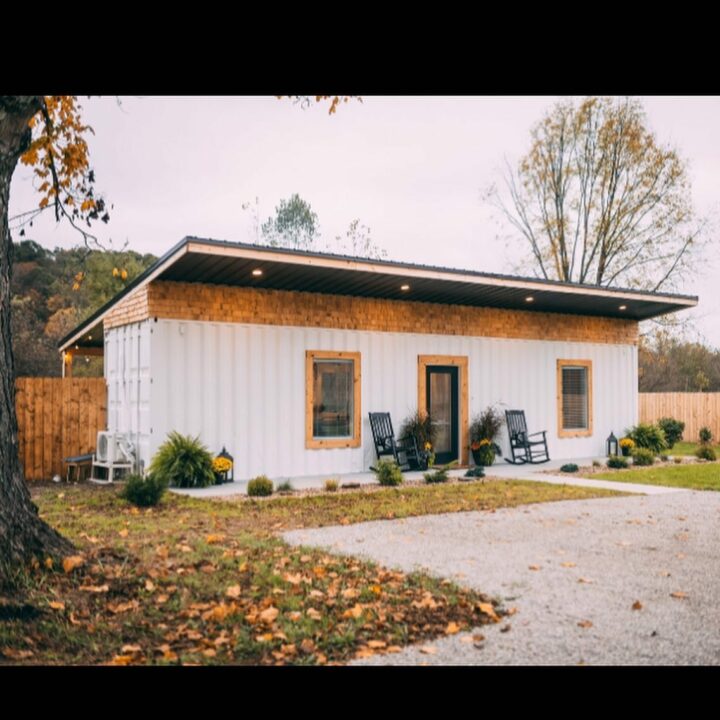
[
  {"xmin": 118, "ymin": 528, "xmax": 129, "ymax": 538},
  {"xmin": 259, "ymin": 606, "xmax": 279, "ymax": 624},
  {"xmin": 48, "ymin": 601, "xmax": 65, "ymax": 611},
  {"xmin": 419, "ymin": 645, "xmax": 437, "ymax": 655},
  {"xmin": 155, "ymin": 594, "xmax": 169, "ymax": 605},
  {"xmin": 632, "ymin": 601, "xmax": 643, "ymax": 610},
  {"xmin": 578, "ymin": 577, "xmax": 594, "ymax": 584},
  {"xmin": 355, "ymin": 647, "xmax": 375, "ymax": 659},
  {"xmin": 561, "ymin": 562, "xmax": 577, "ymax": 568},
  {"xmin": 1, "ymin": 648, "xmax": 34, "ymax": 660},
  {"xmin": 121, "ymin": 644, "xmax": 143, "ymax": 654},
  {"xmin": 288, "ymin": 611, "xmax": 302, "ymax": 621},
  {"xmin": 300, "ymin": 639, "xmax": 315, "ymax": 654},
  {"xmin": 108, "ymin": 600, "xmax": 140, "ymax": 614},
  {"xmin": 179, "ymin": 545, "xmax": 192, "ymax": 553},
  {"xmin": 506, "ymin": 607, "xmax": 518, "ymax": 616},
  {"xmin": 341, "ymin": 588, "xmax": 359, "ymax": 600},
  {"xmin": 659, "ymin": 570, "xmax": 671, "ymax": 577},
  {"xmin": 62, "ymin": 555, "xmax": 85, "ymax": 573},
  {"xmin": 255, "ymin": 633, "xmax": 274, "ymax": 643},
  {"xmin": 670, "ymin": 591, "xmax": 689, "ymax": 599},
  {"xmin": 500, "ymin": 624, "xmax": 512, "ymax": 633},
  {"xmin": 528, "ymin": 564, "xmax": 541, "ymax": 571},
  {"xmin": 368, "ymin": 640, "xmax": 387, "ymax": 649},
  {"xmin": 342, "ymin": 604, "xmax": 364, "ymax": 620},
  {"xmin": 445, "ymin": 622, "xmax": 460, "ymax": 635},
  {"xmin": 281, "ymin": 644, "xmax": 297, "ymax": 656},
  {"xmin": 477, "ymin": 602, "xmax": 500, "ymax": 622},
  {"xmin": 460, "ymin": 636, "xmax": 475, "ymax": 644},
  {"xmin": 306, "ymin": 608, "xmax": 322, "ymax": 621},
  {"xmin": 44, "ymin": 557, "xmax": 54, "ymax": 569},
  {"xmin": 145, "ymin": 580, "xmax": 156, "ymax": 592},
  {"xmin": 206, "ymin": 534, "xmax": 225, "ymax": 544},
  {"xmin": 155, "ymin": 545, "xmax": 169, "ymax": 559},
  {"xmin": 300, "ymin": 555, "xmax": 311, "ymax": 563},
  {"xmin": 387, "ymin": 646, "xmax": 402, "ymax": 653},
  {"xmin": 225, "ymin": 585, "xmax": 241, "ymax": 599},
  {"xmin": 202, "ymin": 649, "xmax": 216, "ymax": 658},
  {"xmin": 79, "ymin": 584, "xmax": 109, "ymax": 593},
  {"xmin": 109, "ymin": 655, "xmax": 134, "ymax": 665},
  {"xmin": 284, "ymin": 573, "xmax": 302, "ymax": 585},
  {"xmin": 577, "ymin": 620, "xmax": 593, "ymax": 629}
]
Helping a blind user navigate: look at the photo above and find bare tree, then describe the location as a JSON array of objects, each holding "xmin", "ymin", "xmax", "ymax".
[{"xmin": 489, "ymin": 97, "xmax": 706, "ymax": 291}]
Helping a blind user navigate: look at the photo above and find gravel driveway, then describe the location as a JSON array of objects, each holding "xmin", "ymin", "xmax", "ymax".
[{"xmin": 283, "ymin": 492, "xmax": 720, "ymax": 665}]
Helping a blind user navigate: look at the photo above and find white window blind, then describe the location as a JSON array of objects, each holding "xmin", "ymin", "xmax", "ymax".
[{"xmin": 562, "ymin": 366, "xmax": 588, "ymax": 430}]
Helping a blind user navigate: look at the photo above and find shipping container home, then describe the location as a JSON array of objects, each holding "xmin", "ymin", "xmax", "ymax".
[{"xmin": 58, "ymin": 237, "xmax": 698, "ymax": 479}]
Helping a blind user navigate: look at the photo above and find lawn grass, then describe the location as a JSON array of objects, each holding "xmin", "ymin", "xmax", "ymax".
[
  {"xmin": 589, "ymin": 462, "xmax": 720, "ymax": 491},
  {"xmin": 0, "ymin": 479, "xmax": 622, "ymax": 666},
  {"xmin": 668, "ymin": 441, "xmax": 702, "ymax": 456}
]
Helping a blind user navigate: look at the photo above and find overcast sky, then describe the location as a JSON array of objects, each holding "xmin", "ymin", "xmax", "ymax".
[{"xmin": 9, "ymin": 96, "xmax": 720, "ymax": 346}]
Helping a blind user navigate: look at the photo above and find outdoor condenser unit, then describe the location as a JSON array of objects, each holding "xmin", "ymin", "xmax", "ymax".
[{"xmin": 95, "ymin": 431, "xmax": 132, "ymax": 464}]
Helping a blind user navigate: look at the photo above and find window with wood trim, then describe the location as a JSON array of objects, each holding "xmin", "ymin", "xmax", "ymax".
[
  {"xmin": 557, "ymin": 359, "xmax": 593, "ymax": 438},
  {"xmin": 306, "ymin": 351, "xmax": 361, "ymax": 449}
]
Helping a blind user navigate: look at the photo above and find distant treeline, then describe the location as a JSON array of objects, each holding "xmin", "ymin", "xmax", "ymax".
[{"xmin": 11, "ymin": 240, "xmax": 156, "ymax": 377}]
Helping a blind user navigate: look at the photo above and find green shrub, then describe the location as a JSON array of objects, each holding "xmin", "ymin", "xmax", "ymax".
[
  {"xmin": 464, "ymin": 466, "xmax": 486, "ymax": 478},
  {"xmin": 607, "ymin": 455, "xmax": 628, "ymax": 469},
  {"xmin": 696, "ymin": 445, "xmax": 717, "ymax": 461},
  {"xmin": 247, "ymin": 475, "xmax": 273, "ymax": 497},
  {"xmin": 399, "ymin": 410, "xmax": 437, "ymax": 452},
  {"xmin": 120, "ymin": 473, "xmax": 167, "ymax": 507},
  {"xmin": 276, "ymin": 480, "xmax": 294, "ymax": 493},
  {"xmin": 632, "ymin": 448, "xmax": 655, "ymax": 466},
  {"xmin": 423, "ymin": 468, "xmax": 449, "ymax": 483},
  {"xmin": 560, "ymin": 463, "xmax": 579, "ymax": 473},
  {"xmin": 323, "ymin": 478, "xmax": 339, "ymax": 492},
  {"xmin": 373, "ymin": 459, "xmax": 403, "ymax": 487},
  {"xmin": 674, "ymin": 457, "xmax": 683, "ymax": 464},
  {"xmin": 657, "ymin": 418, "xmax": 685, "ymax": 448},
  {"xmin": 699, "ymin": 426, "xmax": 713, "ymax": 444},
  {"xmin": 625, "ymin": 423, "xmax": 666, "ymax": 454},
  {"xmin": 659, "ymin": 454, "xmax": 670, "ymax": 462},
  {"xmin": 149, "ymin": 431, "xmax": 215, "ymax": 488}
]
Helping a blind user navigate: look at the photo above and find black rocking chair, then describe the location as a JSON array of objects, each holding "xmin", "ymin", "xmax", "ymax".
[
  {"xmin": 368, "ymin": 412, "xmax": 424, "ymax": 471},
  {"xmin": 505, "ymin": 410, "xmax": 550, "ymax": 464}
]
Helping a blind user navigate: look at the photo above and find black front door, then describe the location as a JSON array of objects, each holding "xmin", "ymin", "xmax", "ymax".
[{"xmin": 426, "ymin": 366, "xmax": 459, "ymax": 465}]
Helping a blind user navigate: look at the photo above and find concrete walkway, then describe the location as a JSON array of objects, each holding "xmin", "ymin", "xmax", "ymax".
[{"xmin": 169, "ymin": 456, "xmax": 683, "ymax": 498}]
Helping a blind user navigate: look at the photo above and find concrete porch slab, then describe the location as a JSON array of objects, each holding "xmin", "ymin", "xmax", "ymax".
[{"xmin": 169, "ymin": 456, "xmax": 687, "ymax": 498}]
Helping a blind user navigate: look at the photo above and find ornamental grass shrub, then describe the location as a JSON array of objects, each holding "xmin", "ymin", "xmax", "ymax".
[
  {"xmin": 150, "ymin": 432, "xmax": 215, "ymax": 488},
  {"xmin": 626, "ymin": 423, "xmax": 666, "ymax": 454},
  {"xmin": 699, "ymin": 426, "xmax": 713, "ymax": 444},
  {"xmin": 696, "ymin": 445, "xmax": 717, "ymax": 461},
  {"xmin": 607, "ymin": 455, "xmax": 628, "ymax": 469},
  {"xmin": 374, "ymin": 459, "xmax": 404, "ymax": 487},
  {"xmin": 632, "ymin": 448, "xmax": 655, "ymax": 466},
  {"xmin": 248, "ymin": 475, "xmax": 274, "ymax": 497},
  {"xmin": 323, "ymin": 478, "xmax": 339, "ymax": 492},
  {"xmin": 120, "ymin": 473, "xmax": 168, "ymax": 507}
]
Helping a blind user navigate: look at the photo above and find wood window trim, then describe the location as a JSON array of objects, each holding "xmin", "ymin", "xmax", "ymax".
[
  {"xmin": 556, "ymin": 359, "xmax": 593, "ymax": 438},
  {"xmin": 417, "ymin": 355, "xmax": 469, "ymax": 465},
  {"xmin": 306, "ymin": 350, "xmax": 362, "ymax": 449}
]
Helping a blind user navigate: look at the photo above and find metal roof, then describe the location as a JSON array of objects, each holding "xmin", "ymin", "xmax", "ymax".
[{"xmin": 59, "ymin": 236, "xmax": 699, "ymax": 352}]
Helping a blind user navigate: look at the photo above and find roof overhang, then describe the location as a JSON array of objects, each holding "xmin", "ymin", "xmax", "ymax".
[{"xmin": 59, "ymin": 236, "xmax": 699, "ymax": 352}]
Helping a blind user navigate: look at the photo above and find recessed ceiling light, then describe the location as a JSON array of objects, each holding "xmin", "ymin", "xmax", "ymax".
[
  {"xmin": 252, "ymin": 269, "xmax": 263, "ymax": 277},
  {"xmin": 525, "ymin": 296, "xmax": 534, "ymax": 303},
  {"xmin": 400, "ymin": 284, "xmax": 410, "ymax": 291},
  {"xmin": 619, "ymin": 305, "xmax": 627, "ymax": 310}
]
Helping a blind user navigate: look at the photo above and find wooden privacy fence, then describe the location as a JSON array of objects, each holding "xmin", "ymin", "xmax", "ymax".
[
  {"xmin": 639, "ymin": 393, "xmax": 720, "ymax": 443},
  {"xmin": 15, "ymin": 378, "xmax": 107, "ymax": 481}
]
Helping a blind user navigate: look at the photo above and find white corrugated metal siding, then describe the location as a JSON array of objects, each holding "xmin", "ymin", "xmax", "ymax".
[
  {"xmin": 104, "ymin": 320, "xmax": 152, "ymax": 469},
  {"xmin": 144, "ymin": 319, "xmax": 637, "ymax": 479}
]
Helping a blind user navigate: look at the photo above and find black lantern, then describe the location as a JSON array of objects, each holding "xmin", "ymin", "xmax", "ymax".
[
  {"xmin": 216, "ymin": 446, "xmax": 234, "ymax": 484},
  {"xmin": 606, "ymin": 431, "xmax": 619, "ymax": 457}
]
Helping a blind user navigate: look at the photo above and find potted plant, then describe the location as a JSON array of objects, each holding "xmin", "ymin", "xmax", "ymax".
[
  {"xmin": 399, "ymin": 410, "xmax": 437, "ymax": 469},
  {"xmin": 619, "ymin": 437, "xmax": 635, "ymax": 457},
  {"xmin": 469, "ymin": 406, "xmax": 504, "ymax": 466}
]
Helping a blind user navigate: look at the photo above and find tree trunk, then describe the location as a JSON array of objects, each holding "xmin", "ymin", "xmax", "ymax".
[{"xmin": 0, "ymin": 96, "xmax": 74, "ymax": 586}]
